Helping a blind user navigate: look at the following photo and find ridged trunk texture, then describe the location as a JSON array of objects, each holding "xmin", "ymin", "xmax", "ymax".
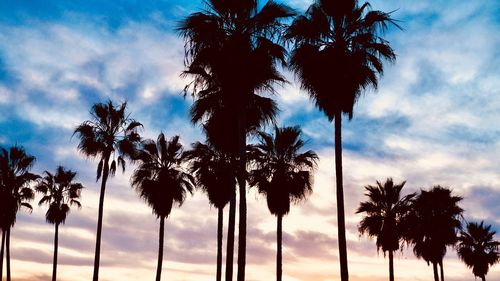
[
  {"xmin": 335, "ymin": 111, "xmax": 348, "ymax": 281},
  {"xmin": 52, "ymin": 223, "xmax": 59, "ymax": 281},
  {"xmin": 93, "ymin": 156, "xmax": 110, "ymax": 281},
  {"xmin": 276, "ymin": 215, "xmax": 282, "ymax": 281},
  {"xmin": 225, "ymin": 193, "xmax": 236, "ymax": 281},
  {"xmin": 216, "ymin": 207, "xmax": 223, "ymax": 281},
  {"xmin": 156, "ymin": 216, "xmax": 165, "ymax": 281}
]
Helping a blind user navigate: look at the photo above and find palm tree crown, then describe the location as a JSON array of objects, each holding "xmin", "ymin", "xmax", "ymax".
[
  {"xmin": 185, "ymin": 141, "xmax": 236, "ymax": 210},
  {"xmin": 287, "ymin": 0, "xmax": 398, "ymax": 120},
  {"xmin": 74, "ymin": 100, "xmax": 142, "ymax": 178},
  {"xmin": 405, "ymin": 185, "xmax": 463, "ymax": 281},
  {"xmin": 249, "ymin": 126, "xmax": 318, "ymax": 216},
  {"xmin": 457, "ymin": 221, "xmax": 499, "ymax": 281},
  {"xmin": 357, "ymin": 178, "xmax": 415, "ymax": 281},
  {"xmin": 131, "ymin": 133, "xmax": 195, "ymax": 218},
  {"xmin": 357, "ymin": 178, "xmax": 415, "ymax": 254},
  {"xmin": 36, "ymin": 166, "xmax": 83, "ymax": 225},
  {"xmin": 0, "ymin": 145, "xmax": 38, "ymax": 226}
]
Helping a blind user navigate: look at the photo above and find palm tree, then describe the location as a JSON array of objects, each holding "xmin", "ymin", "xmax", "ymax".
[
  {"xmin": 405, "ymin": 186, "xmax": 463, "ymax": 281},
  {"xmin": 0, "ymin": 145, "xmax": 38, "ymax": 281},
  {"xmin": 456, "ymin": 221, "xmax": 499, "ymax": 281},
  {"xmin": 248, "ymin": 126, "xmax": 318, "ymax": 281},
  {"xmin": 184, "ymin": 141, "xmax": 236, "ymax": 281},
  {"xmin": 179, "ymin": 2, "xmax": 294, "ymax": 280},
  {"xmin": 131, "ymin": 133, "xmax": 195, "ymax": 281},
  {"xmin": 286, "ymin": 1, "xmax": 399, "ymax": 279},
  {"xmin": 35, "ymin": 166, "xmax": 83, "ymax": 281},
  {"xmin": 356, "ymin": 178, "xmax": 415, "ymax": 281},
  {"xmin": 73, "ymin": 100, "xmax": 142, "ymax": 281}
]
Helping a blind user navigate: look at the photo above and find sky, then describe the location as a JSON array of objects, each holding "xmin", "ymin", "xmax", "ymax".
[{"xmin": 0, "ymin": 0, "xmax": 499, "ymax": 280}]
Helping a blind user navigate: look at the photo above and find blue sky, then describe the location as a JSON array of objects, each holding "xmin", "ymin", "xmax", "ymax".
[{"xmin": 1, "ymin": 0, "xmax": 500, "ymax": 280}]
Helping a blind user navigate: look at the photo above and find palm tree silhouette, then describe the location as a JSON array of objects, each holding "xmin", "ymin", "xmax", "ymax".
[
  {"xmin": 35, "ymin": 166, "xmax": 83, "ymax": 281},
  {"xmin": 73, "ymin": 100, "xmax": 142, "ymax": 281},
  {"xmin": 0, "ymin": 145, "xmax": 38, "ymax": 281},
  {"xmin": 248, "ymin": 126, "xmax": 318, "ymax": 281},
  {"xmin": 179, "ymin": 2, "xmax": 294, "ymax": 279},
  {"xmin": 456, "ymin": 221, "xmax": 499, "ymax": 281},
  {"xmin": 286, "ymin": 2, "xmax": 398, "ymax": 279},
  {"xmin": 185, "ymin": 141, "xmax": 237, "ymax": 281},
  {"xmin": 356, "ymin": 178, "xmax": 415, "ymax": 281},
  {"xmin": 131, "ymin": 133, "xmax": 195, "ymax": 281},
  {"xmin": 405, "ymin": 186, "xmax": 463, "ymax": 281}
]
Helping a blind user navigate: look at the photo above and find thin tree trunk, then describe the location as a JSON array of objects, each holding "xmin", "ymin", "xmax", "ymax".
[
  {"xmin": 276, "ymin": 215, "xmax": 282, "ymax": 281},
  {"xmin": 93, "ymin": 156, "xmax": 110, "ymax": 281},
  {"xmin": 6, "ymin": 228, "xmax": 10, "ymax": 281},
  {"xmin": 439, "ymin": 260, "xmax": 444, "ymax": 281},
  {"xmin": 432, "ymin": 262, "xmax": 439, "ymax": 281},
  {"xmin": 237, "ymin": 110, "xmax": 247, "ymax": 281},
  {"xmin": 216, "ymin": 207, "xmax": 223, "ymax": 281},
  {"xmin": 1, "ymin": 229, "xmax": 5, "ymax": 280},
  {"xmin": 481, "ymin": 275, "xmax": 486, "ymax": 281},
  {"xmin": 334, "ymin": 111, "xmax": 348, "ymax": 281},
  {"xmin": 52, "ymin": 223, "xmax": 59, "ymax": 281},
  {"xmin": 156, "ymin": 216, "xmax": 165, "ymax": 281},
  {"xmin": 388, "ymin": 250, "xmax": 394, "ymax": 281},
  {"xmin": 226, "ymin": 193, "xmax": 236, "ymax": 281}
]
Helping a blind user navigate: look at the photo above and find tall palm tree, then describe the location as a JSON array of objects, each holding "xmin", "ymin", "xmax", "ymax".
[
  {"xmin": 456, "ymin": 221, "xmax": 499, "ymax": 281},
  {"xmin": 248, "ymin": 126, "xmax": 318, "ymax": 281},
  {"xmin": 131, "ymin": 133, "xmax": 195, "ymax": 281},
  {"xmin": 286, "ymin": 1, "xmax": 398, "ymax": 279},
  {"xmin": 73, "ymin": 100, "xmax": 142, "ymax": 281},
  {"xmin": 356, "ymin": 178, "xmax": 415, "ymax": 281},
  {"xmin": 179, "ymin": 2, "xmax": 294, "ymax": 280},
  {"xmin": 184, "ymin": 141, "xmax": 237, "ymax": 281},
  {"xmin": 35, "ymin": 166, "xmax": 83, "ymax": 281},
  {"xmin": 0, "ymin": 145, "xmax": 38, "ymax": 281},
  {"xmin": 405, "ymin": 186, "xmax": 463, "ymax": 281}
]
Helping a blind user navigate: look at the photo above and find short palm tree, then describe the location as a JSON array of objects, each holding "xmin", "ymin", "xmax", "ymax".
[
  {"xmin": 131, "ymin": 133, "xmax": 195, "ymax": 281},
  {"xmin": 286, "ymin": 2, "xmax": 399, "ymax": 279},
  {"xmin": 405, "ymin": 186, "xmax": 463, "ymax": 281},
  {"xmin": 36, "ymin": 166, "xmax": 83, "ymax": 281},
  {"xmin": 184, "ymin": 141, "xmax": 236, "ymax": 281},
  {"xmin": 179, "ymin": 2, "xmax": 294, "ymax": 279},
  {"xmin": 74, "ymin": 100, "xmax": 142, "ymax": 281},
  {"xmin": 0, "ymin": 145, "xmax": 38, "ymax": 281},
  {"xmin": 248, "ymin": 126, "xmax": 318, "ymax": 281},
  {"xmin": 457, "ymin": 221, "xmax": 499, "ymax": 281},
  {"xmin": 356, "ymin": 178, "xmax": 415, "ymax": 281}
]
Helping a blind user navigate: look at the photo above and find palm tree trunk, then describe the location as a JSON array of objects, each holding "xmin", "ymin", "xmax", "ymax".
[
  {"xmin": 432, "ymin": 262, "xmax": 439, "ymax": 281},
  {"xmin": 439, "ymin": 260, "xmax": 444, "ymax": 281},
  {"xmin": 6, "ymin": 228, "xmax": 11, "ymax": 281},
  {"xmin": 226, "ymin": 193, "xmax": 236, "ymax": 281},
  {"xmin": 156, "ymin": 216, "xmax": 165, "ymax": 281},
  {"xmin": 276, "ymin": 215, "xmax": 282, "ymax": 281},
  {"xmin": 216, "ymin": 207, "xmax": 223, "ymax": 281},
  {"xmin": 1, "ymin": 229, "xmax": 5, "ymax": 280},
  {"xmin": 52, "ymin": 223, "xmax": 59, "ymax": 281},
  {"xmin": 334, "ymin": 111, "xmax": 348, "ymax": 281},
  {"xmin": 93, "ymin": 156, "xmax": 110, "ymax": 281},
  {"xmin": 388, "ymin": 250, "xmax": 394, "ymax": 281},
  {"xmin": 237, "ymin": 110, "xmax": 247, "ymax": 281}
]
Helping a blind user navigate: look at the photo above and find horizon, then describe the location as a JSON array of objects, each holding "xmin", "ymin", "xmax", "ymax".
[{"xmin": 0, "ymin": 0, "xmax": 499, "ymax": 280}]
